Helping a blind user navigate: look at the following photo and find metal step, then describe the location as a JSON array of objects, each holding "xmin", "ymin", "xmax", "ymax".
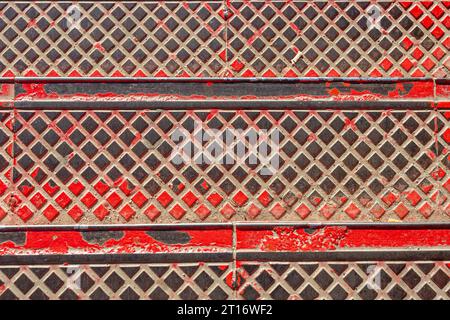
[{"xmin": 0, "ymin": 1, "xmax": 448, "ymax": 300}]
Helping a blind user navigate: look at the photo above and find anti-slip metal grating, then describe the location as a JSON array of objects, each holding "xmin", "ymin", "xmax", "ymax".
[
  {"xmin": 236, "ymin": 261, "xmax": 450, "ymax": 300},
  {"xmin": 0, "ymin": 261, "xmax": 448, "ymax": 300},
  {"xmin": 0, "ymin": 263, "xmax": 235, "ymax": 300},
  {"xmin": 0, "ymin": 1, "xmax": 448, "ymax": 77},
  {"xmin": 2, "ymin": 108, "xmax": 448, "ymax": 224},
  {"xmin": 0, "ymin": 0, "xmax": 449, "ymax": 301}
]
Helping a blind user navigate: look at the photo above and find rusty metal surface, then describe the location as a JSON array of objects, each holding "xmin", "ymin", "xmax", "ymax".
[{"xmin": 0, "ymin": 1, "xmax": 448, "ymax": 77}]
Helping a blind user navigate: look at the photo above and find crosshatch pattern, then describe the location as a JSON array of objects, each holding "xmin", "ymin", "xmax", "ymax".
[
  {"xmin": 0, "ymin": 1, "xmax": 448, "ymax": 77},
  {"xmin": 0, "ymin": 0, "xmax": 448, "ymax": 303},
  {"xmin": 236, "ymin": 261, "xmax": 450, "ymax": 300},
  {"xmin": 0, "ymin": 261, "xmax": 448, "ymax": 299},
  {"xmin": 0, "ymin": 263, "xmax": 235, "ymax": 300},
  {"xmin": 0, "ymin": 109, "xmax": 444, "ymax": 224}
]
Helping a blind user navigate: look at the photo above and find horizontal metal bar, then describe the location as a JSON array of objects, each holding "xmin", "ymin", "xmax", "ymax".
[
  {"xmin": 237, "ymin": 249, "xmax": 450, "ymax": 262},
  {"xmin": 10, "ymin": 77, "xmax": 437, "ymax": 84},
  {"xmin": 0, "ymin": 222, "xmax": 449, "ymax": 232},
  {"xmin": 13, "ymin": 100, "xmax": 434, "ymax": 110},
  {"xmin": 0, "ymin": 252, "xmax": 234, "ymax": 265},
  {"xmin": 0, "ymin": 250, "xmax": 448, "ymax": 265}
]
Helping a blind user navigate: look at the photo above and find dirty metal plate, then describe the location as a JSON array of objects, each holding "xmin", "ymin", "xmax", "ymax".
[
  {"xmin": 7, "ymin": 107, "xmax": 448, "ymax": 224},
  {"xmin": 226, "ymin": 0, "xmax": 450, "ymax": 78},
  {"xmin": 0, "ymin": 263, "xmax": 235, "ymax": 300},
  {"xmin": 0, "ymin": 251, "xmax": 448, "ymax": 300},
  {"xmin": 0, "ymin": 1, "xmax": 227, "ymax": 77},
  {"xmin": 0, "ymin": 229, "xmax": 234, "ymax": 255},
  {"xmin": 0, "ymin": 112, "xmax": 12, "ymax": 222},
  {"xmin": 0, "ymin": 227, "xmax": 448, "ymax": 300},
  {"xmin": 236, "ymin": 261, "xmax": 450, "ymax": 300},
  {"xmin": 235, "ymin": 227, "xmax": 450, "ymax": 252},
  {"xmin": 0, "ymin": 1, "xmax": 448, "ymax": 77},
  {"xmin": 12, "ymin": 78, "xmax": 436, "ymax": 107}
]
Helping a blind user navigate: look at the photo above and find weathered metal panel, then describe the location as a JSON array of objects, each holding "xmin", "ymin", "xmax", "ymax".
[
  {"xmin": 235, "ymin": 261, "xmax": 449, "ymax": 300},
  {"xmin": 0, "ymin": 0, "xmax": 449, "ymax": 301},
  {"xmin": 0, "ymin": 261, "xmax": 447, "ymax": 300},
  {"xmin": 0, "ymin": 263, "xmax": 235, "ymax": 300},
  {"xmin": 0, "ymin": 227, "xmax": 448, "ymax": 300},
  {"xmin": 0, "ymin": 79, "xmax": 446, "ymax": 224},
  {"xmin": 0, "ymin": 1, "xmax": 448, "ymax": 77}
]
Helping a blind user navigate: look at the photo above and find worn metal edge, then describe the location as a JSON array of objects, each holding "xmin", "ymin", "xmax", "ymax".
[
  {"xmin": 0, "ymin": 249, "xmax": 448, "ymax": 265},
  {"xmin": 0, "ymin": 252, "xmax": 234, "ymax": 265},
  {"xmin": 10, "ymin": 77, "xmax": 440, "ymax": 83},
  {"xmin": 0, "ymin": 222, "xmax": 449, "ymax": 232},
  {"xmin": 236, "ymin": 249, "xmax": 450, "ymax": 262},
  {"xmin": 12, "ymin": 100, "xmax": 434, "ymax": 110}
]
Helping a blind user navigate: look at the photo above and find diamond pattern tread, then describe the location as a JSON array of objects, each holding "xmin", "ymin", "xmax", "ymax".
[
  {"xmin": 1, "ymin": 108, "xmax": 447, "ymax": 224},
  {"xmin": 0, "ymin": 1, "xmax": 448, "ymax": 77}
]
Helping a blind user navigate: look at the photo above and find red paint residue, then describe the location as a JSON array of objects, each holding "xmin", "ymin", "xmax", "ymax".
[
  {"xmin": 0, "ymin": 229, "xmax": 233, "ymax": 255},
  {"xmin": 27, "ymin": 19, "xmax": 36, "ymax": 27},
  {"xmin": 237, "ymin": 228, "xmax": 450, "ymax": 251},
  {"xmin": 200, "ymin": 180, "xmax": 210, "ymax": 191},
  {"xmin": 238, "ymin": 227, "xmax": 348, "ymax": 252},
  {"xmin": 21, "ymin": 83, "xmax": 57, "ymax": 99},
  {"xmin": 0, "ymin": 84, "xmax": 12, "ymax": 97},
  {"xmin": 207, "ymin": 109, "xmax": 218, "ymax": 120}
]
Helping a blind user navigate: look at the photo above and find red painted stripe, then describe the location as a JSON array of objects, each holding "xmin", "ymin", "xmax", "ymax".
[
  {"xmin": 0, "ymin": 229, "xmax": 233, "ymax": 255},
  {"xmin": 1, "ymin": 227, "xmax": 448, "ymax": 255},
  {"xmin": 236, "ymin": 227, "xmax": 450, "ymax": 252}
]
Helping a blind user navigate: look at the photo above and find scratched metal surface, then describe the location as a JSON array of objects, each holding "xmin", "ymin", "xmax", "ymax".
[{"xmin": 0, "ymin": 1, "xmax": 448, "ymax": 77}]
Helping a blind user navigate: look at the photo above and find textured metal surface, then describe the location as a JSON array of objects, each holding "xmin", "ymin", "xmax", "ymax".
[
  {"xmin": 2, "ymin": 107, "xmax": 448, "ymax": 224},
  {"xmin": 226, "ymin": 0, "xmax": 449, "ymax": 78},
  {"xmin": 0, "ymin": 1, "xmax": 227, "ymax": 77},
  {"xmin": 1, "ymin": 228, "xmax": 448, "ymax": 255},
  {"xmin": 0, "ymin": 1, "xmax": 448, "ymax": 77},
  {"xmin": 0, "ymin": 263, "xmax": 234, "ymax": 300},
  {"xmin": 0, "ymin": 0, "xmax": 449, "ymax": 301},
  {"xmin": 0, "ymin": 226, "xmax": 448, "ymax": 300},
  {"xmin": 0, "ymin": 260, "xmax": 448, "ymax": 299},
  {"xmin": 236, "ymin": 261, "xmax": 450, "ymax": 300}
]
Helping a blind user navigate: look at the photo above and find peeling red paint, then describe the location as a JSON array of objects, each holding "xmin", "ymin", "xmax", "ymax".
[
  {"xmin": 237, "ymin": 227, "xmax": 450, "ymax": 251},
  {"xmin": 94, "ymin": 42, "xmax": 106, "ymax": 53},
  {"xmin": 4, "ymin": 227, "xmax": 446, "ymax": 256},
  {"xmin": 237, "ymin": 227, "xmax": 348, "ymax": 251},
  {"xmin": 0, "ymin": 229, "xmax": 233, "ymax": 255}
]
